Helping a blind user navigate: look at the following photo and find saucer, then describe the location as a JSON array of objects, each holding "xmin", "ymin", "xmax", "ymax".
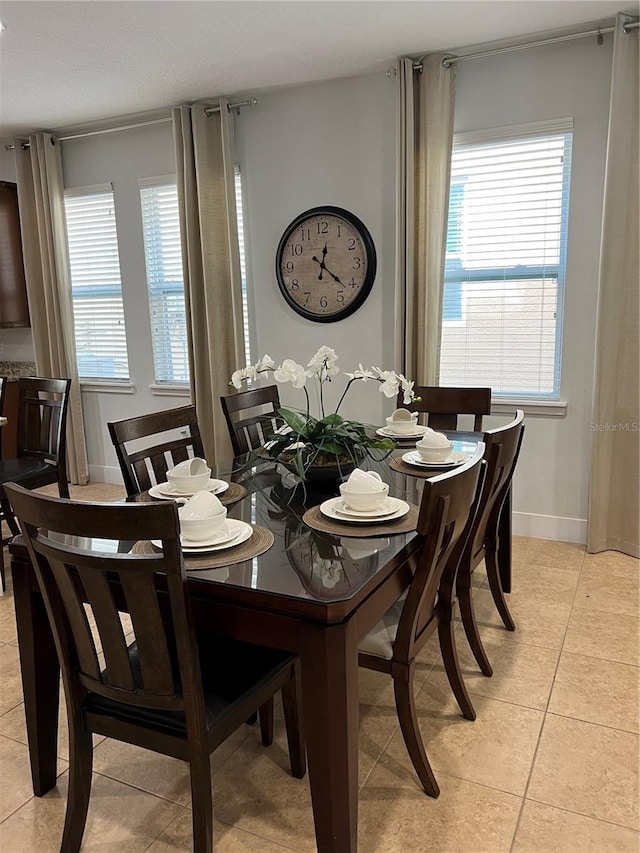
[
  {"xmin": 150, "ymin": 478, "xmax": 229, "ymax": 500},
  {"xmin": 151, "ymin": 519, "xmax": 252, "ymax": 554},
  {"xmin": 401, "ymin": 450, "xmax": 468, "ymax": 469},
  {"xmin": 320, "ymin": 497, "xmax": 410, "ymax": 524},
  {"xmin": 376, "ymin": 425, "xmax": 428, "ymax": 440},
  {"xmin": 333, "ymin": 498, "xmax": 399, "ymax": 518}
]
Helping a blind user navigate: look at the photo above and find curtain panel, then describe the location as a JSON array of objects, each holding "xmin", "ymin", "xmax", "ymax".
[
  {"xmin": 395, "ymin": 54, "xmax": 456, "ymax": 384},
  {"xmin": 14, "ymin": 134, "xmax": 89, "ymax": 486},
  {"xmin": 172, "ymin": 102, "xmax": 245, "ymax": 464},
  {"xmin": 587, "ymin": 15, "xmax": 640, "ymax": 557}
]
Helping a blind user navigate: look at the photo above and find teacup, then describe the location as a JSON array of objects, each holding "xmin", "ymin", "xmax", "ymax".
[
  {"xmin": 385, "ymin": 408, "xmax": 419, "ymax": 435},
  {"xmin": 339, "ymin": 469, "xmax": 389, "ymax": 512},
  {"xmin": 178, "ymin": 491, "xmax": 227, "ymax": 542},
  {"xmin": 415, "ymin": 431, "xmax": 453, "ymax": 463},
  {"xmin": 166, "ymin": 457, "xmax": 211, "ymax": 494}
]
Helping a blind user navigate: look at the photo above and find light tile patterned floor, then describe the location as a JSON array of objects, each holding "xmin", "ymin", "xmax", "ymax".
[{"xmin": 0, "ymin": 483, "xmax": 638, "ymax": 851}]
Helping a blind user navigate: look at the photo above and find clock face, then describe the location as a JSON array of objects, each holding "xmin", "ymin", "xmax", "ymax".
[{"xmin": 275, "ymin": 206, "xmax": 376, "ymax": 322}]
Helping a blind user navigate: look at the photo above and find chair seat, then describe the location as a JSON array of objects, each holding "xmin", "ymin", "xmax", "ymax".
[
  {"xmin": 358, "ymin": 593, "xmax": 407, "ymax": 660},
  {"xmin": 88, "ymin": 638, "xmax": 297, "ymax": 737},
  {"xmin": 0, "ymin": 457, "xmax": 57, "ymax": 490}
]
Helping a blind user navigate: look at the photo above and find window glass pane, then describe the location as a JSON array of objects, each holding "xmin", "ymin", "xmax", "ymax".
[
  {"xmin": 64, "ymin": 187, "xmax": 130, "ymax": 380},
  {"xmin": 440, "ymin": 131, "xmax": 572, "ymax": 398},
  {"xmin": 140, "ymin": 182, "xmax": 188, "ymax": 383}
]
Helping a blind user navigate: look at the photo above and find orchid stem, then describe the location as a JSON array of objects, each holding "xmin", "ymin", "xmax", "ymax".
[{"xmin": 335, "ymin": 378, "xmax": 356, "ymax": 415}]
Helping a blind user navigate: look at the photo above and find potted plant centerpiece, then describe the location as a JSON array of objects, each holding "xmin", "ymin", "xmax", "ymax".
[{"xmin": 230, "ymin": 347, "xmax": 418, "ymax": 482}]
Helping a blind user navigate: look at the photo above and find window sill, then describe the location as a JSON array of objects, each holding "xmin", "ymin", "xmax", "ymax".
[
  {"xmin": 79, "ymin": 380, "xmax": 136, "ymax": 394},
  {"xmin": 149, "ymin": 383, "xmax": 191, "ymax": 397},
  {"xmin": 491, "ymin": 398, "xmax": 568, "ymax": 417}
]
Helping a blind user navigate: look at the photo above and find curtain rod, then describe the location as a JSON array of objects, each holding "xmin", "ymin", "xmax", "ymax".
[
  {"xmin": 413, "ymin": 20, "xmax": 639, "ymax": 71},
  {"xmin": 4, "ymin": 97, "xmax": 258, "ymax": 150}
]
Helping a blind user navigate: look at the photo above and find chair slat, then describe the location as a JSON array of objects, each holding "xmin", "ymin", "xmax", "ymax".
[
  {"xmin": 49, "ymin": 558, "xmax": 102, "ymax": 681},
  {"xmin": 221, "ymin": 386, "xmax": 281, "ymax": 456}
]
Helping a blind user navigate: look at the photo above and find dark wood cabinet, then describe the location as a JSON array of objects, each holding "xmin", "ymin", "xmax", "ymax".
[{"xmin": 0, "ymin": 181, "xmax": 30, "ymax": 328}]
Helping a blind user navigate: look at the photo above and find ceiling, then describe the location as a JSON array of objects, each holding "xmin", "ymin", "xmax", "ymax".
[{"xmin": 0, "ymin": 0, "xmax": 631, "ymax": 137}]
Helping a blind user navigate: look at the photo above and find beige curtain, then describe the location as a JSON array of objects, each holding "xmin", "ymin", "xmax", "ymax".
[
  {"xmin": 587, "ymin": 14, "xmax": 639, "ymax": 557},
  {"xmin": 395, "ymin": 54, "xmax": 456, "ymax": 383},
  {"xmin": 172, "ymin": 101, "xmax": 245, "ymax": 464},
  {"xmin": 14, "ymin": 134, "xmax": 89, "ymax": 486}
]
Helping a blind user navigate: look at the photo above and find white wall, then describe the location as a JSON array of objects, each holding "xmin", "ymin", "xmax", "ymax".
[
  {"xmin": 235, "ymin": 73, "xmax": 397, "ymax": 424},
  {"xmin": 453, "ymin": 36, "xmax": 613, "ymax": 541}
]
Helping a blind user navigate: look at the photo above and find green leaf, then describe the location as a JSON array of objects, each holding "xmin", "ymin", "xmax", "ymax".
[{"xmin": 278, "ymin": 408, "xmax": 313, "ymax": 436}]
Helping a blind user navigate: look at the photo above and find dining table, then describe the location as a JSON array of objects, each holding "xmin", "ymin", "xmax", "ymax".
[{"xmin": 9, "ymin": 430, "xmax": 511, "ymax": 853}]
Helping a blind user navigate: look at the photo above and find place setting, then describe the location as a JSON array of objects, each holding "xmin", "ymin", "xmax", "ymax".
[
  {"xmin": 303, "ymin": 468, "xmax": 418, "ymax": 538},
  {"xmin": 137, "ymin": 490, "xmax": 274, "ymax": 568},
  {"xmin": 390, "ymin": 429, "xmax": 477, "ymax": 477},
  {"xmin": 142, "ymin": 457, "xmax": 247, "ymax": 505},
  {"xmin": 375, "ymin": 407, "xmax": 430, "ymax": 444}
]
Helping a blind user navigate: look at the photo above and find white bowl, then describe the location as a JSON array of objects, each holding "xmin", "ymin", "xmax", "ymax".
[
  {"xmin": 178, "ymin": 498, "xmax": 227, "ymax": 542},
  {"xmin": 385, "ymin": 409, "xmax": 419, "ymax": 435},
  {"xmin": 415, "ymin": 431, "xmax": 453, "ymax": 463},
  {"xmin": 339, "ymin": 471, "xmax": 389, "ymax": 511},
  {"xmin": 166, "ymin": 466, "xmax": 211, "ymax": 494}
]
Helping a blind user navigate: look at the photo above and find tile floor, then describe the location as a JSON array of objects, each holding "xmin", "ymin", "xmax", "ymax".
[{"xmin": 0, "ymin": 482, "xmax": 637, "ymax": 852}]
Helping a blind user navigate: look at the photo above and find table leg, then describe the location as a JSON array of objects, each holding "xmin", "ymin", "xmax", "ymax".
[
  {"xmin": 497, "ymin": 487, "xmax": 512, "ymax": 594},
  {"xmin": 11, "ymin": 553, "xmax": 60, "ymax": 795},
  {"xmin": 300, "ymin": 617, "xmax": 359, "ymax": 853}
]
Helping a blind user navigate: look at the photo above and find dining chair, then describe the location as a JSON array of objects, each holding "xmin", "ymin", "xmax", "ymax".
[
  {"xmin": 456, "ymin": 410, "xmax": 525, "ymax": 676},
  {"xmin": 4, "ymin": 484, "xmax": 306, "ymax": 853},
  {"xmin": 108, "ymin": 405, "xmax": 205, "ymax": 497},
  {"xmin": 358, "ymin": 443, "xmax": 486, "ymax": 798},
  {"xmin": 0, "ymin": 376, "xmax": 71, "ymax": 591},
  {"xmin": 399, "ymin": 386, "xmax": 492, "ymax": 431},
  {"xmin": 221, "ymin": 385, "xmax": 282, "ymax": 456}
]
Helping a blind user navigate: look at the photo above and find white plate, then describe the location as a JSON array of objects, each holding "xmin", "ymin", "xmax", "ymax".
[
  {"xmin": 320, "ymin": 497, "xmax": 410, "ymax": 524},
  {"xmin": 151, "ymin": 519, "xmax": 253, "ymax": 554},
  {"xmin": 182, "ymin": 523, "xmax": 240, "ymax": 549},
  {"xmin": 376, "ymin": 425, "xmax": 428, "ymax": 440},
  {"xmin": 401, "ymin": 450, "xmax": 469, "ymax": 469},
  {"xmin": 149, "ymin": 479, "xmax": 229, "ymax": 500},
  {"xmin": 333, "ymin": 498, "xmax": 400, "ymax": 519}
]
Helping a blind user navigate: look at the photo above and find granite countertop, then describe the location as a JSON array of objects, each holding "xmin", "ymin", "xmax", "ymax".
[{"xmin": 0, "ymin": 361, "xmax": 36, "ymax": 379}]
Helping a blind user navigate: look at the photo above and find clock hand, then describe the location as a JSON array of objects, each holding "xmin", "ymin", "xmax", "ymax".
[{"xmin": 311, "ymin": 254, "xmax": 325, "ymax": 281}]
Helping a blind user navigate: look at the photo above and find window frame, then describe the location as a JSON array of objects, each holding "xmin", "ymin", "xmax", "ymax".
[{"xmin": 440, "ymin": 118, "xmax": 574, "ymax": 407}]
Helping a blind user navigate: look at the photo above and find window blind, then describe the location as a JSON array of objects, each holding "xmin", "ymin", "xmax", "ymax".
[
  {"xmin": 64, "ymin": 186, "xmax": 130, "ymax": 380},
  {"xmin": 235, "ymin": 165, "xmax": 252, "ymax": 369},
  {"xmin": 440, "ymin": 131, "xmax": 573, "ymax": 398},
  {"xmin": 140, "ymin": 180, "xmax": 189, "ymax": 384}
]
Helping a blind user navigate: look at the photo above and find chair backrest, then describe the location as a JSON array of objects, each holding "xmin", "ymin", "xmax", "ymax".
[
  {"xmin": 221, "ymin": 385, "xmax": 282, "ymax": 456},
  {"xmin": 108, "ymin": 405, "xmax": 205, "ymax": 496},
  {"xmin": 399, "ymin": 386, "xmax": 492, "ymax": 431},
  {"xmin": 17, "ymin": 377, "xmax": 71, "ymax": 497},
  {"xmin": 394, "ymin": 443, "xmax": 486, "ymax": 661},
  {"xmin": 468, "ymin": 410, "xmax": 525, "ymax": 562},
  {"xmin": 4, "ymin": 484, "xmax": 208, "ymax": 732}
]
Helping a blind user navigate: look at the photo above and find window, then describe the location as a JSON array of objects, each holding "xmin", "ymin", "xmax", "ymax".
[
  {"xmin": 64, "ymin": 185, "xmax": 130, "ymax": 380},
  {"xmin": 139, "ymin": 168, "xmax": 250, "ymax": 386},
  {"xmin": 440, "ymin": 124, "xmax": 573, "ymax": 398},
  {"xmin": 139, "ymin": 179, "xmax": 188, "ymax": 384}
]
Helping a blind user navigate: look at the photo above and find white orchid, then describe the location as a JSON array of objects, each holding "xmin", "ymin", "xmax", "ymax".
[
  {"xmin": 374, "ymin": 369, "xmax": 401, "ymax": 399},
  {"xmin": 230, "ymin": 364, "xmax": 257, "ymax": 389},
  {"xmin": 256, "ymin": 354, "xmax": 275, "ymax": 372},
  {"xmin": 345, "ymin": 364, "xmax": 376, "ymax": 382},
  {"xmin": 399, "ymin": 375, "xmax": 415, "ymax": 405},
  {"xmin": 307, "ymin": 346, "xmax": 340, "ymax": 381},
  {"xmin": 274, "ymin": 358, "xmax": 307, "ymax": 389}
]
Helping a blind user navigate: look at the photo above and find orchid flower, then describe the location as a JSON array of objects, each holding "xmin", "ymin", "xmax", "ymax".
[
  {"xmin": 274, "ymin": 359, "xmax": 307, "ymax": 389},
  {"xmin": 374, "ymin": 369, "xmax": 401, "ymax": 399},
  {"xmin": 345, "ymin": 364, "xmax": 376, "ymax": 382},
  {"xmin": 307, "ymin": 346, "xmax": 339, "ymax": 381}
]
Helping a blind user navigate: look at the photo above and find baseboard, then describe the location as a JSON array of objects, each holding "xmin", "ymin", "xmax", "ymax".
[
  {"xmin": 513, "ymin": 511, "xmax": 587, "ymax": 544},
  {"xmin": 88, "ymin": 464, "xmax": 124, "ymax": 486}
]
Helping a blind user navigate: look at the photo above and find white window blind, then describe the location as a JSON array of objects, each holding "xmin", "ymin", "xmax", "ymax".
[
  {"xmin": 440, "ymin": 129, "xmax": 573, "ymax": 398},
  {"xmin": 235, "ymin": 165, "xmax": 252, "ymax": 368},
  {"xmin": 64, "ymin": 186, "xmax": 130, "ymax": 380},
  {"xmin": 139, "ymin": 179, "xmax": 188, "ymax": 383}
]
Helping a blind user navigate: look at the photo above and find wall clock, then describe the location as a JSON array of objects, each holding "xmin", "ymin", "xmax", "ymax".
[{"xmin": 275, "ymin": 206, "xmax": 377, "ymax": 322}]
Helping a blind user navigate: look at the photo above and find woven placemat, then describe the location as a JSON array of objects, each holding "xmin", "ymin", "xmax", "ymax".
[
  {"xmin": 136, "ymin": 481, "xmax": 247, "ymax": 506},
  {"xmin": 302, "ymin": 503, "xmax": 419, "ymax": 538},
  {"xmin": 389, "ymin": 454, "xmax": 438, "ymax": 479},
  {"xmin": 132, "ymin": 525, "xmax": 274, "ymax": 570}
]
